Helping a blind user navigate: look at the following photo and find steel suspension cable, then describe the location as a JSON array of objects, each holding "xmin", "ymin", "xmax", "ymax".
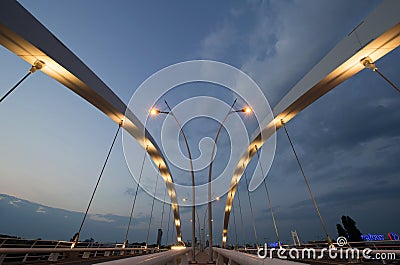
[
  {"xmin": 281, "ymin": 121, "xmax": 333, "ymax": 246},
  {"xmin": 171, "ymin": 215, "xmax": 175, "ymax": 244},
  {"xmin": 231, "ymin": 197, "xmax": 238, "ymax": 249},
  {"xmin": 361, "ymin": 57, "xmax": 400, "ymax": 94},
  {"xmin": 160, "ymin": 188, "xmax": 167, "ymax": 230},
  {"xmin": 0, "ymin": 72, "xmax": 30, "ymax": 103},
  {"xmin": 242, "ymin": 164, "xmax": 259, "ymax": 247},
  {"xmin": 235, "ymin": 181, "xmax": 246, "ymax": 247},
  {"xmin": 255, "ymin": 145, "xmax": 282, "ymax": 248},
  {"xmin": 123, "ymin": 145, "xmax": 148, "ymax": 247},
  {"xmin": 146, "ymin": 164, "xmax": 161, "ymax": 247},
  {"xmin": 165, "ymin": 203, "xmax": 172, "ymax": 246},
  {"xmin": 157, "ymin": 187, "xmax": 167, "ymax": 248},
  {"xmin": 227, "ymin": 223, "xmax": 232, "ymax": 248},
  {"xmin": 0, "ymin": 61, "xmax": 44, "ymax": 104},
  {"xmin": 375, "ymin": 69, "xmax": 400, "ymax": 94},
  {"xmin": 73, "ymin": 122, "xmax": 122, "ymax": 247}
]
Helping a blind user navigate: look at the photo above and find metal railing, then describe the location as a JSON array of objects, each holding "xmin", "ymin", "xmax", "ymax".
[
  {"xmin": 96, "ymin": 248, "xmax": 192, "ymax": 265},
  {"xmin": 213, "ymin": 241, "xmax": 400, "ymax": 264},
  {"xmin": 212, "ymin": 247, "xmax": 306, "ymax": 265},
  {"xmin": 0, "ymin": 237, "xmax": 160, "ymax": 264}
]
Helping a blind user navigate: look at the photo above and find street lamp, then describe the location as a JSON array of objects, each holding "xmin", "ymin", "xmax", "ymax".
[
  {"xmin": 150, "ymin": 100, "xmax": 197, "ymax": 263},
  {"xmin": 207, "ymin": 99, "xmax": 252, "ymax": 262},
  {"xmin": 196, "ymin": 205, "xmax": 214, "ymax": 252}
]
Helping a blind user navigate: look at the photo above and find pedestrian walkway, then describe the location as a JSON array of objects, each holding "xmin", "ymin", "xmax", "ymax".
[{"xmin": 196, "ymin": 250, "xmax": 211, "ymax": 265}]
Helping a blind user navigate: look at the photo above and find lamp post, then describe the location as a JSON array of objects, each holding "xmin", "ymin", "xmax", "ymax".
[
  {"xmin": 186, "ymin": 200, "xmax": 209, "ymax": 251},
  {"xmin": 202, "ymin": 206, "xmax": 208, "ymax": 251},
  {"xmin": 207, "ymin": 100, "xmax": 252, "ymax": 263},
  {"xmin": 150, "ymin": 100, "xmax": 197, "ymax": 263},
  {"xmin": 198, "ymin": 206, "xmax": 212, "ymax": 251},
  {"xmin": 196, "ymin": 212, "xmax": 201, "ymax": 251},
  {"xmin": 188, "ymin": 204, "xmax": 202, "ymax": 251}
]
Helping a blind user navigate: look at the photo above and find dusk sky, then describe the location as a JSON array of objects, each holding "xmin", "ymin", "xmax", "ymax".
[{"xmin": 1, "ymin": 0, "xmax": 399, "ymax": 246}]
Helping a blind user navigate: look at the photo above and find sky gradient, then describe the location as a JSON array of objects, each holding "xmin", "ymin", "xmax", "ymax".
[{"xmin": 1, "ymin": 0, "xmax": 399, "ymax": 246}]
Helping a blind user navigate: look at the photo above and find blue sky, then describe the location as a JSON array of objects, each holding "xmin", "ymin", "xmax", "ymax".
[{"xmin": 1, "ymin": 0, "xmax": 400, "ymax": 245}]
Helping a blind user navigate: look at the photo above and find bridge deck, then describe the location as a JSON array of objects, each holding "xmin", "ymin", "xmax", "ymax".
[{"xmin": 196, "ymin": 250, "xmax": 211, "ymax": 265}]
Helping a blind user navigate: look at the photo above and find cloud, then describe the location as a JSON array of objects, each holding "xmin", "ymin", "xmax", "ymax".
[
  {"xmin": 125, "ymin": 188, "xmax": 136, "ymax": 196},
  {"xmin": 36, "ymin": 206, "xmax": 46, "ymax": 214},
  {"xmin": 200, "ymin": 21, "xmax": 238, "ymax": 59},
  {"xmin": 89, "ymin": 214, "xmax": 115, "ymax": 223},
  {"xmin": 199, "ymin": 0, "xmax": 381, "ymax": 107},
  {"xmin": 9, "ymin": 199, "xmax": 21, "ymax": 207}
]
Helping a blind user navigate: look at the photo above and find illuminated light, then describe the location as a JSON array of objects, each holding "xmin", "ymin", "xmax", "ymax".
[
  {"xmin": 388, "ymin": 232, "xmax": 400, "ymax": 240},
  {"xmin": 215, "ymin": 196, "xmax": 220, "ymax": 201},
  {"xmin": 269, "ymin": 242, "xmax": 282, "ymax": 248},
  {"xmin": 182, "ymin": 198, "xmax": 187, "ymax": 202},
  {"xmin": 362, "ymin": 234, "xmax": 385, "ymax": 241},
  {"xmin": 243, "ymin": 107, "xmax": 252, "ymax": 113},
  {"xmin": 171, "ymin": 245, "xmax": 186, "ymax": 250},
  {"xmin": 175, "ymin": 219, "xmax": 181, "ymax": 226},
  {"xmin": 149, "ymin": 108, "xmax": 160, "ymax": 116},
  {"xmin": 222, "ymin": 236, "xmax": 227, "ymax": 242}
]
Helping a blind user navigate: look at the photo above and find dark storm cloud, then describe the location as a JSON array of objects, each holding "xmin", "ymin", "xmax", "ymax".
[{"xmin": 228, "ymin": 45, "xmax": 400, "ymax": 243}]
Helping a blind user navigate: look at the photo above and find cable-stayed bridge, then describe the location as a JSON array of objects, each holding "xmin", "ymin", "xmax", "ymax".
[{"xmin": 1, "ymin": 0, "xmax": 399, "ymax": 264}]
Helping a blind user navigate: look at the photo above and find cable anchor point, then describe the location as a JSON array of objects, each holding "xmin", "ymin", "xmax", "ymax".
[
  {"xmin": 360, "ymin": 57, "xmax": 377, "ymax": 71},
  {"xmin": 29, "ymin": 60, "xmax": 45, "ymax": 73}
]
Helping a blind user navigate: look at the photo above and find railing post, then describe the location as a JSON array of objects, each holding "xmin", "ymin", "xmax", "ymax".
[
  {"xmin": 82, "ymin": 251, "xmax": 90, "ymax": 259},
  {"xmin": 180, "ymin": 252, "xmax": 189, "ymax": 265},
  {"xmin": 48, "ymin": 252, "xmax": 59, "ymax": 261},
  {"xmin": 167, "ymin": 258, "xmax": 178, "ymax": 265},
  {"xmin": 216, "ymin": 253, "xmax": 225, "ymax": 265},
  {"xmin": 23, "ymin": 239, "xmax": 37, "ymax": 262},
  {"xmin": 0, "ymin": 254, "xmax": 5, "ymax": 265},
  {"xmin": 94, "ymin": 244, "xmax": 100, "ymax": 257},
  {"xmin": 228, "ymin": 259, "xmax": 239, "ymax": 265}
]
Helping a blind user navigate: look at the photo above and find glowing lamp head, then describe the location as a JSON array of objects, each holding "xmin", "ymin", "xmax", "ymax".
[
  {"xmin": 149, "ymin": 108, "xmax": 160, "ymax": 116},
  {"xmin": 243, "ymin": 107, "xmax": 252, "ymax": 113},
  {"xmin": 171, "ymin": 245, "xmax": 186, "ymax": 250}
]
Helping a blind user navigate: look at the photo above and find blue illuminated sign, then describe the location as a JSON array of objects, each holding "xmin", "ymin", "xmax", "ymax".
[
  {"xmin": 361, "ymin": 232, "xmax": 399, "ymax": 241},
  {"xmin": 269, "ymin": 242, "xmax": 282, "ymax": 248},
  {"xmin": 361, "ymin": 234, "xmax": 384, "ymax": 241},
  {"xmin": 388, "ymin": 232, "xmax": 399, "ymax": 240}
]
